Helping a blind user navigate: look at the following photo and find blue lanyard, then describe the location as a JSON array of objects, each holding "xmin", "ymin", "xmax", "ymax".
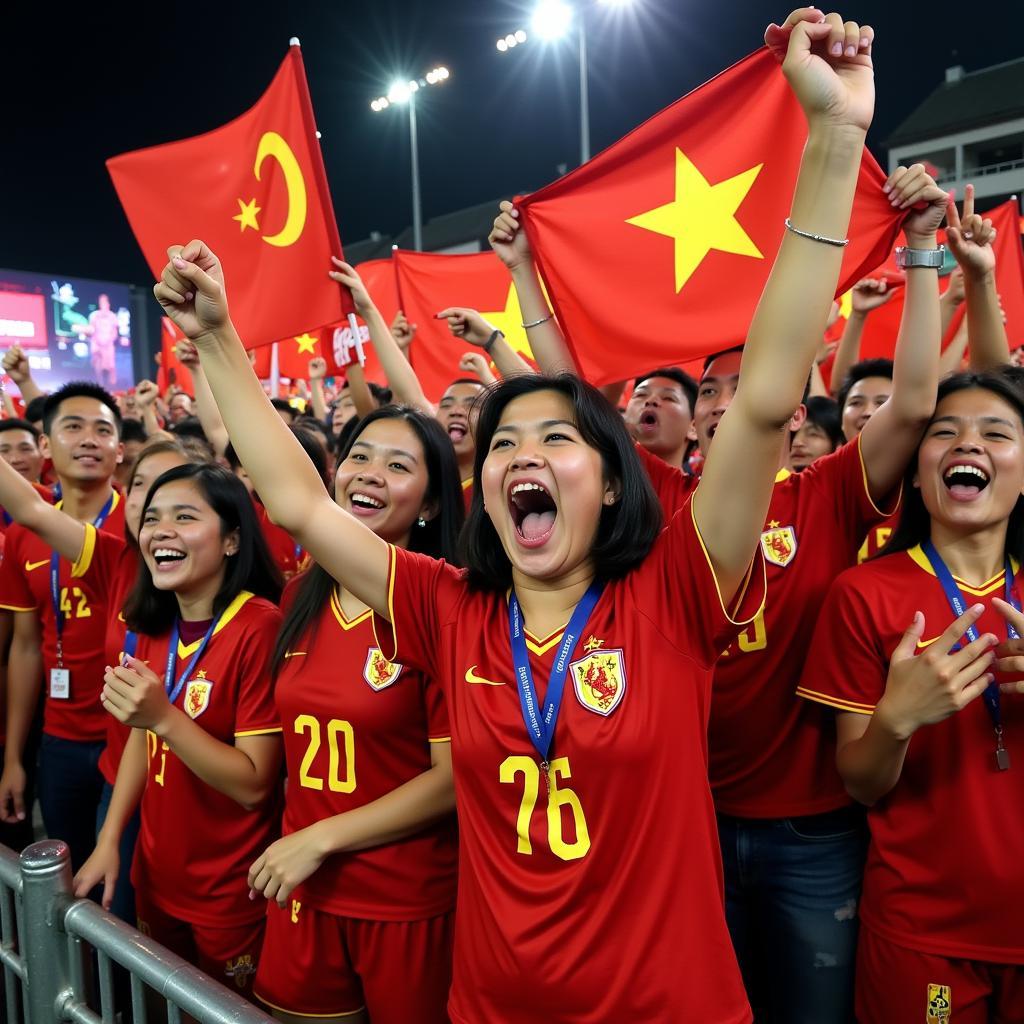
[
  {"xmin": 49, "ymin": 493, "xmax": 116, "ymax": 664},
  {"xmin": 164, "ymin": 618, "xmax": 219, "ymax": 705},
  {"xmin": 922, "ymin": 540, "xmax": 1018, "ymax": 771},
  {"xmin": 508, "ymin": 581, "xmax": 604, "ymax": 779},
  {"xmin": 122, "ymin": 630, "xmax": 138, "ymax": 664}
]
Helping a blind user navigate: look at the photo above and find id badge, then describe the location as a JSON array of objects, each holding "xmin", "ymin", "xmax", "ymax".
[{"xmin": 49, "ymin": 668, "xmax": 71, "ymax": 700}]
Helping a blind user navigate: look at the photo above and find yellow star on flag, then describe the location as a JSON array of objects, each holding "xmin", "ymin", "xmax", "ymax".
[
  {"xmin": 233, "ymin": 197, "xmax": 261, "ymax": 233},
  {"xmin": 481, "ymin": 285, "xmax": 536, "ymax": 360},
  {"xmin": 626, "ymin": 149, "xmax": 764, "ymax": 293},
  {"xmin": 294, "ymin": 333, "xmax": 318, "ymax": 354},
  {"xmin": 838, "ymin": 288, "xmax": 853, "ymax": 320}
]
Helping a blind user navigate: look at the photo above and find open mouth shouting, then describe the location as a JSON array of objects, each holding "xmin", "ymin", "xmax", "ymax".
[
  {"xmin": 637, "ymin": 409, "xmax": 659, "ymax": 434},
  {"xmin": 942, "ymin": 461, "xmax": 990, "ymax": 502},
  {"xmin": 152, "ymin": 546, "xmax": 187, "ymax": 572},
  {"xmin": 446, "ymin": 420, "xmax": 469, "ymax": 445},
  {"xmin": 508, "ymin": 480, "xmax": 557, "ymax": 548}
]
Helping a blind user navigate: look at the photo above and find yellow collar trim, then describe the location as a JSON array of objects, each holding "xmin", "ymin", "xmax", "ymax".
[
  {"xmin": 461, "ymin": 477, "xmax": 473, "ymax": 490},
  {"xmin": 774, "ymin": 468, "xmax": 791, "ymax": 484},
  {"xmin": 330, "ymin": 587, "xmax": 371, "ymax": 630},
  {"xmin": 55, "ymin": 488, "xmax": 121, "ymax": 517},
  {"xmin": 177, "ymin": 591, "xmax": 253, "ymax": 657},
  {"xmin": 907, "ymin": 545, "xmax": 1020, "ymax": 597}
]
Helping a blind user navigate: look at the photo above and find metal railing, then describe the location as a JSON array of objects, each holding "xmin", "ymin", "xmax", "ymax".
[
  {"xmin": 936, "ymin": 156, "xmax": 1024, "ymax": 185},
  {"xmin": 0, "ymin": 839, "xmax": 273, "ymax": 1024}
]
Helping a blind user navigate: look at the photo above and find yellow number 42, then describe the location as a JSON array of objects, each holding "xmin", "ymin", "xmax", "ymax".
[{"xmin": 499, "ymin": 755, "xmax": 591, "ymax": 862}]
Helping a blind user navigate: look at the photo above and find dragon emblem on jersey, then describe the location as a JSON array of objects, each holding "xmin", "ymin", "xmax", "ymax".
[
  {"xmin": 759, "ymin": 524, "xmax": 797, "ymax": 567},
  {"xmin": 363, "ymin": 648, "xmax": 402, "ymax": 691},
  {"xmin": 183, "ymin": 679, "xmax": 212, "ymax": 720},
  {"xmin": 926, "ymin": 983, "xmax": 951, "ymax": 1023},
  {"xmin": 570, "ymin": 649, "xmax": 626, "ymax": 716},
  {"xmin": 224, "ymin": 954, "xmax": 255, "ymax": 989}
]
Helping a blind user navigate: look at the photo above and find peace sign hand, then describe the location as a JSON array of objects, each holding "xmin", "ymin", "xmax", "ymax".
[
  {"xmin": 946, "ymin": 184, "xmax": 997, "ymax": 280},
  {"xmin": 991, "ymin": 597, "xmax": 1024, "ymax": 694}
]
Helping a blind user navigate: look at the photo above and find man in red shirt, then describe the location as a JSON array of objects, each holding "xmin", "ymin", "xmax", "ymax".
[
  {"xmin": 0, "ymin": 383, "xmax": 124, "ymax": 869},
  {"xmin": 624, "ymin": 369, "xmax": 698, "ymax": 471}
]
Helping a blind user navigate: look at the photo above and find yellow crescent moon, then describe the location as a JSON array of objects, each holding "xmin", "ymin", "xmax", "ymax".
[{"xmin": 254, "ymin": 131, "xmax": 307, "ymax": 248}]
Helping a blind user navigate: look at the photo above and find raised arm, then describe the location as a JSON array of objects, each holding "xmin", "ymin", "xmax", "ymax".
[
  {"xmin": 938, "ymin": 310, "xmax": 969, "ymax": 377},
  {"xmin": 174, "ymin": 340, "xmax": 229, "ymax": 456},
  {"xmin": 0, "ymin": 455, "xmax": 85, "ymax": 561},
  {"xmin": 489, "ymin": 205, "xmax": 578, "ymax": 375},
  {"xmin": 946, "ymin": 185, "xmax": 1010, "ymax": 370},
  {"xmin": 435, "ymin": 307, "xmax": 533, "ymax": 378},
  {"xmin": 153, "ymin": 242, "xmax": 392, "ymax": 618},
  {"xmin": 308, "ymin": 357, "xmax": 328, "ymax": 421},
  {"xmin": 830, "ymin": 277, "xmax": 894, "ymax": 392},
  {"xmin": 329, "ymin": 260, "xmax": 434, "ymax": 415},
  {"xmin": 694, "ymin": 9, "xmax": 876, "ymax": 600},
  {"xmin": 2, "ymin": 347, "xmax": 44, "ymax": 405},
  {"xmin": 134, "ymin": 379, "xmax": 163, "ymax": 436},
  {"xmin": 857, "ymin": 167, "xmax": 947, "ymax": 500}
]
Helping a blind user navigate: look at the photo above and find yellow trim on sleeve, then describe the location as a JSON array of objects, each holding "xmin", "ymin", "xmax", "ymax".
[
  {"xmin": 255, "ymin": 992, "xmax": 367, "ymax": 1019},
  {"xmin": 857, "ymin": 431, "xmax": 902, "ymax": 518},
  {"xmin": 71, "ymin": 523, "xmax": 97, "ymax": 579},
  {"xmin": 0, "ymin": 603, "xmax": 38, "ymax": 612},
  {"xmin": 370, "ymin": 543, "xmax": 400, "ymax": 664},
  {"xmin": 774, "ymin": 467, "xmax": 791, "ymax": 484},
  {"xmin": 796, "ymin": 686, "xmax": 875, "ymax": 715},
  {"xmin": 428, "ymin": 736, "xmax": 452, "ymax": 743},
  {"xmin": 690, "ymin": 501, "xmax": 766, "ymax": 629},
  {"xmin": 234, "ymin": 727, "xmax": 283, "ymax": 737},
  {"xmin": 177, "ymin": 591, "xmax": 253, "ymax": 658}
]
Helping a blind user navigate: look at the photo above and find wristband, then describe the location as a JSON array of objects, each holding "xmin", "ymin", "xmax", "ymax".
[{"xmin": 484, "ymin": 329, "xmax": 504, "ymax": 354}]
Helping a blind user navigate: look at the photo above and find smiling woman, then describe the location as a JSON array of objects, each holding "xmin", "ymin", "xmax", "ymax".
[{"xmin": 798, "ymin": 370, "xmax": 1024, "ymax": 1022}]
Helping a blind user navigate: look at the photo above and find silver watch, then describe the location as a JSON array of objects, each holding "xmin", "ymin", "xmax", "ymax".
[{"xmin": 894, "ymin": 244, "xmax": 945, "ymax": 270}]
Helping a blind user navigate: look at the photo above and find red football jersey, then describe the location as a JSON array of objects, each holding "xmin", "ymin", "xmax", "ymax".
[
  {"xmin": 275, "ymin": 584, "xmax": 457, "ymax": 920},
  {"xmin": 131, "ymin": 593, "xmax": 283, "ymax": 928},
  {"xmin": 373, "ymin": 504, "xmax": 764, "ymax": 1023},
  {"xmin": 708, "ymin": 437, "xmax": 896, "ymax": 818},
  {"xmin": 635, "ymin": 442, "xmax": 698, "ymax": 522},
  {"xmin": 254, "ymin": 499, "xmax": 304, "ymax": 579},
  {"xmin": 0, "ymin": 491, "xmax": 126, "ymax": 741},
  {"xmin": 857, "ymin": 522, "xmax": 896, "ymax": 564},
  {"xmin": 99, "ymin": 542, "xmax": 139, "ymax": 785},
  {"xmin": 798, "ymin": 548, "xmax": 1024, "ymax": 963}
]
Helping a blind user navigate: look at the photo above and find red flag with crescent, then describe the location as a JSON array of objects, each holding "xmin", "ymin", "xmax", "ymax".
[{"xmin": 107, "ymin": 44, "xmax": 348, "ymax": 350}]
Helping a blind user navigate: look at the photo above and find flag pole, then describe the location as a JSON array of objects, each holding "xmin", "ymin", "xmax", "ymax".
[{"xmin": 270, "ymin": 342, "xmax": 280, "ymax": 396}]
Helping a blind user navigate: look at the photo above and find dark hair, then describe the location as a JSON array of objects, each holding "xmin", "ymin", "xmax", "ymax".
[
  {"xmin": 120, "ymin": 419, "xmax": 148, "ymax": 445},
  {"xmin": 168, "ymin": 416, "xmax": 208, "ymax": 444},
  {"xmin": 271, "ymin": 397, "xmax": 296, "ymax": 420},
  {"xmin": 633, "ymin": 368, "xmax": 698, "ymax": 415},
  {"xmin": 801, "ymin": 396, "xmax": 844, "ymax": 451},
  {"xmin": 296, "ymin": 416, "xmax": 331, "ymax": 443},
  {"xmin": 42, "ymin": 382, "xmax": 121, "ymax": 437},
  {"xmin": 459, "ymin": 373, "xmax": 662, "ymax": 590},
  {"xmin": 290, "ymin": 425, "xmax": 329, "ymax": 486},
  {"xmin": 332, "ymin": 414, "xmax": 362, "ymax": 461},
  {"xmin": 0, "ymin": 418, "xmax": 40, "ymax": 441},
  {"xmin": 879, "ymin": 371, "xmax": 1024, "ymax": 564},
  {"xmin": 123, "ymin": 463, "xmax": 282, "ymax": 634},
  {"xmin": 835, "ymin": 358, "xmax": 894, "ymax": 412},
  {"xmin": 271, "ymin": 406, "xmax": 465, "ymax": 676},
  {"xmin": 24, "ymin": 397, "xmax": 47, "ymax": 426}
]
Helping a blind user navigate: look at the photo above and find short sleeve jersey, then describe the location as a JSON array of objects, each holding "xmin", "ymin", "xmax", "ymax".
[
  {"xmin": 0, "ymin": 491, "xmax": 126, "ymax": 741},
  {"xmin": 707, "ymin": 436, "xmax": 896, "ymax": 818},
  {"xmin": 131, "ymin": 593, "xmax": 283, "ymax": 928},
  {"xmin": 635, "ymin": 441, "xmax": 697, "ymax": 521},
  {"xmin": 275, "ymin": 583, "xmax": 457, "ymax": 921},
  {"xmin": 373, "ymin": 504, "xmax": 764, "ymax": 1023},
  {"xmin": 798, "ymin": 549, "xmax": 1024, "ymax": 964},
  {"xmin": 254, "ymin": 500, "xmax": 304, "ymax": 579}
]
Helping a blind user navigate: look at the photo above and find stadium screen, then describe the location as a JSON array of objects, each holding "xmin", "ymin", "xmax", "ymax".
[{"xmin": 0, "ymin": 268, "xmax": 135, "ymax": 394}]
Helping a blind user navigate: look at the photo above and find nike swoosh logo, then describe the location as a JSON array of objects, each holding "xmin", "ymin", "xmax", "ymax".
[
  {"xmin": 917, "ymin": 637, "xmax": 941, "ymax": 649},
  {"xmin": 24, "ymin": 559, "xmax": 49, "ymax": 572},
  {"xmin": 465, "ymin": 665, "xmax": 504, "ymax": 686}
]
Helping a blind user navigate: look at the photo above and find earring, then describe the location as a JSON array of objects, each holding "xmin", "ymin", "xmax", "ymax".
[{"xmin": 417, "ymin": 517, "xmax": 427, "ymax": 527}]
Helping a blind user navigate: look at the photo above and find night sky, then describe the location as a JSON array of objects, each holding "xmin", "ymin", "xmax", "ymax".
[{"xmin": 5, "ymin": 0, "xmax": 1024, "ymax": 289}]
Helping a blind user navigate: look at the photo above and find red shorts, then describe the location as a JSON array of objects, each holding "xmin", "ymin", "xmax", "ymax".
[
  {"xmin": 135, "ymin": 892, "xmax": 264, "ymax": 999},
  {"xmin": 254, "ymin": 898, "xmax": 453, "ymax": 1022},
  {"xmin": 857, "ymin": 926, "xmax": 1024, "ymax": 1024}
]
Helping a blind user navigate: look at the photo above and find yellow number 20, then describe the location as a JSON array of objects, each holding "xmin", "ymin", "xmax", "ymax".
[
  {"xmin": 499, "ymin": 755, "xmax": 590, "ymax": 862},
  {"xmin": 294, "ymin": 715, "xmax": 356, "ymax": 793}
]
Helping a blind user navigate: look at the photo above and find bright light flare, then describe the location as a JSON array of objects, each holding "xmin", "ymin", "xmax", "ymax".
[
  {"xmin": 515, "ymin": 29, "xmax": 527, "ymax": 42},
  {"xmin": 599, "ymin": 0, "xmax": 633, "ymax": 6},
  {"xmin": 496, "ymin": 38, "xmax": 508, "ymax": 51},
  {"xmin": 531, "ymin": 0, "xmax": 573, "ymax": 40},
  {"xmin": 387, "ymin": 81, "xmax": 412, "ymax": 104}
]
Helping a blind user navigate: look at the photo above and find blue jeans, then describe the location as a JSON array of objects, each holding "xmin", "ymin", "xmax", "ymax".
[
  {"xmin": 718, "ymin": 806, "xmax": 868, "ymax": 1024},
  {"xmin": 95, "ymin": 781, "xmax": 141, "ymax": 924},
  {"xmin": 37, "ymin": 734, "xmax": 105, "ymax": 873}
]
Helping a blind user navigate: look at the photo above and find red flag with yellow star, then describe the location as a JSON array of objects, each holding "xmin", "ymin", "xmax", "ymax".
[
  {"xmin": 392, "ymin": 249, "xmax": 537, "ymax": 401},
  {"xmin": 517, "ymin": 47, "xmax": 904, "ymax": 385},
  {"xmin": 107, "ymin": 43, "xmax": 349, "ymax": 350}
]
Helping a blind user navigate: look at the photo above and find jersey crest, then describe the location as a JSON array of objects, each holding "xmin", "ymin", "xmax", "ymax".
[
  {"xmin": 570, "ymin": 649, "xmax": 626, "ymax": 716},
  {"xmin": 224, "ymin": 954, "xmax": 255, "ymax": 989},
  {"xmin": 926, "ymin": 983, "xmax": 951, "ymax": 1023},
  {"xmin": 363, "ymin": 647, "xmax": 402, "ymax": 691},
  {"xmin": 760, "ymin": 524, "xmax": 797, "ymax": 567},
  {"xmin": 183, "ymin": 678, "xmax": 213, "ymax": 719}
]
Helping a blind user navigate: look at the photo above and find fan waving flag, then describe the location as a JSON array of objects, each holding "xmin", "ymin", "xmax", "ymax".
[
  {"xmin": 517, "ymin": 46, "xmax": 904, "ymax": 385},
  {"xmin": 393, "ymin": 250, "xmax": 538, "ymax": 401},
  {"xmin": 107, "ymin": 42, "xmax": 348, "ymax": 349}
]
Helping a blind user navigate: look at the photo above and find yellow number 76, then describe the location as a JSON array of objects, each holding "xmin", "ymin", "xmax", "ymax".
[{"xmin": 499, "ymin": 755, "xmax": 591, "ymax": 862}]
